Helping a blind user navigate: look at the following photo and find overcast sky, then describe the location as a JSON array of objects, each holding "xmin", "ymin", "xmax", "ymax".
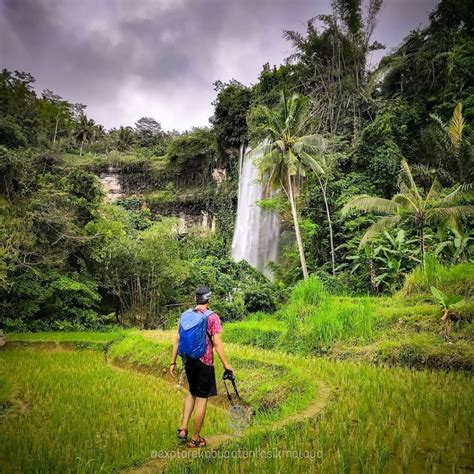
[{"xmin": 0, "ymin": 0, "xmax": 439, "ymax": 131}]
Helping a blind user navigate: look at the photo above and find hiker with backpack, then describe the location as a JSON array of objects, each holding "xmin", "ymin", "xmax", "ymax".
[{"xmin": 170, "ymin": 286, "xmax": 234, "ymax": 448}]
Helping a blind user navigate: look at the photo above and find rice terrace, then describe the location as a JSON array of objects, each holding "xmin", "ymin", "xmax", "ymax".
[{"xmin": 0, "ymin": 0, "xmax": 473, "ymax": 472}]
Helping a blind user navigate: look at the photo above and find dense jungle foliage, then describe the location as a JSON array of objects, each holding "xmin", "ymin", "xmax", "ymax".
[{"xmin": 0, "ymin": 0, "xmax": 473, "ymax": 331}]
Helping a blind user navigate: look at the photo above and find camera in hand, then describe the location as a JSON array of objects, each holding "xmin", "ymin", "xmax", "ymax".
[{"xmin": 223, "ymin": 369, "xmax": 235, "ymax": 381}]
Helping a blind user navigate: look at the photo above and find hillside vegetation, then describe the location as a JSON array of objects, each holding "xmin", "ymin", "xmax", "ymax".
[{"xmin": 1, "ymin": 0, "xmax": 473, "ymax": 335}]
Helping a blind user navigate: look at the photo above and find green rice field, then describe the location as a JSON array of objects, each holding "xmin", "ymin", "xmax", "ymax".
[{"xmin": 1, "ymin": 331, "xmax": 472, "ymax": 473}]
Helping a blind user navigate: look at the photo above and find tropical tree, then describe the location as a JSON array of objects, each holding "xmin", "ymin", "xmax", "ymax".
[
  {"xmin": 431, "ymin": 102, "xmax": 467, "ymax": 181},
  {"xmin": 117, "ymin": 126, "xmax": 136, "ymax": 151},
  {"xmin": 341, "ymin": 159, "xmax": 474, "ymax": 264},
  {"xmin": 74, "ymin": 114, "xmax": 95, "ymax": 156},
  {"xmin": 134, "ymin": 117, "xmax": 163, "ymax": 147},
  {"xmin": 310, "ymin": 152, "xmax": 337, "ymax": 275},
  {"xmin": 247, "ymin": 90, "xmax": 327, "ymax": 279},
  {"xmin": 284, "ymin": 0, "xmax": 384, "ymax": 138},
  {"xmin": 94, "ymin": 124, "xmax": 106, "ymax": 138},
  {"xmin": 39, "ymin": 90, "xmax": 73, "ymax": 145}
]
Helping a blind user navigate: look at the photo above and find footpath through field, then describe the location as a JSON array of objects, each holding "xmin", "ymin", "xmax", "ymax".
[{"xmin": 120, "ymin": 330, "xmax": 331, "ymax": 473}]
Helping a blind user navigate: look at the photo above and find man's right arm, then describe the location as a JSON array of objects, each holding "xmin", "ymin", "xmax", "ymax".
[{"xmin": 212, "ymin": 333, "xmax": 234, "ymax": 372}]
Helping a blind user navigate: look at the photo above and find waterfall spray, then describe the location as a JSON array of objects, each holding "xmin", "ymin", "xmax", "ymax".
[{"xmin": 231, "ymin": 144, "xmax": 280, "ymax": 274}]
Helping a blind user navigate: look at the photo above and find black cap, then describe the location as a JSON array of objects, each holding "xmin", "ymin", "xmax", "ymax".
[{"xmin": 195, "ymin": 286, "xmax": 212, "ymax": 304}]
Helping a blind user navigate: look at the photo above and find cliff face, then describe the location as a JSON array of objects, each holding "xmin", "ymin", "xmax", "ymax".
[
  {"xmin": 64, "ymin": 131, "xmax": 240, "ymax": 242},
  {"xmin": 97, "ymin": 161, "xmax": 236, "ymax": 236}
]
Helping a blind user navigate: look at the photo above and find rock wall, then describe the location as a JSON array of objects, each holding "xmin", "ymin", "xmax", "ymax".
[{"xmin": 98, "ymin": 166, "xmax": 228, "ymax": 234}]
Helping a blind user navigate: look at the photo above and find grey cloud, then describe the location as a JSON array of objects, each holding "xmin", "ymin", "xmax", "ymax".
[{"xmin": 0, "ymin": 0, "xmax": 438, "ymax": 130}]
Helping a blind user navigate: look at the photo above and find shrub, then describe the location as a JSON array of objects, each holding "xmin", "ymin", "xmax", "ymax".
[
  {"xmin": 306, "ymin": 298, "xmax": 374, "ymax": 351},
  {"xmin": 0, "ymin": 272, "xmax": 102, "ymax": 332},
  {"xmin": 184, "ymin": 256, "xmax": 279, "ymax": 318},
  {"xmin": 212, "ymin": 293, "xmax": 246, "ymax": 322},
  {"xmin": 242, "ymin": 285, "xmax": 278, "ymax": 313},
  {"xmin": 288, "ymin": 276, "xmax": 326, "ymax": 307},
  {"xmin": 402, "ymin": 256, "xmax": 474, "ymax": 298}
]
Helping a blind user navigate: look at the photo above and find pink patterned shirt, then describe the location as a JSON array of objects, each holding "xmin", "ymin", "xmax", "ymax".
[{"xmin": 199, "ymin": 311, "xmax": 222, "ymax": 366}]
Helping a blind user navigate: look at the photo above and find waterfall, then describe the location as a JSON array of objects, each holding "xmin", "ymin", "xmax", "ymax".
[
  {"xmin": 99, "ymin": 166, "xmax": 123, "ymax": 201},
  {"xmin": 231, "ymin": 144, "xmax": 280, "ymax": 274}
]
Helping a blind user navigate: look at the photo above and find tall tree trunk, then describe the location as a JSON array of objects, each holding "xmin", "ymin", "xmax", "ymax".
[
  {"xmin": 115, "ymin": 295, "xmax": 122, "ymax": 325},
  {"xmin": 318, "ymin": 176, "xmax": 336, "ymax": 275},
  {"xmin": 419, "ymin": 221, "xmax": 425, "ymax": 267},
  {"xmin": 287, "ymin": 174, "xmax": 309, "ymax": 279},
  {"xmin": 369, "ymin": 244, "xmax": 378, "ymax": 294},
  {"xmin": 79, "ymin": 137, "xmax": 84, "ymax": 156},
  {"xmin": 53, "ymin": 114, "xmax": 59, "ymax": 145}
]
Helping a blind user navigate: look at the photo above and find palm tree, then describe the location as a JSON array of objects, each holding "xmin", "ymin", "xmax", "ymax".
[
  {"xmin": 341, "ymin": 159, "xmax": 474, "ymax": 264},
  {"xmin": 247, "ymin": 90, "xmax": 326, "ymax": 279},
  {"xmin": 431, "ymin": 102, "xmax": 466, "ymax": 181},
  {"xmin": 94, "ymin": 124, "xmax": 106, "ymax": 139},
  {"xmin": 117, "ymin": 126, "xmax": 136, "ymax": 151},
  {"xmin": 74, "ymin": 114, "xmax": 95, "ymax": 156}
]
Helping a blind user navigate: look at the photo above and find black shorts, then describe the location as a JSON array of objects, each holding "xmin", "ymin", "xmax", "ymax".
[{"xmin": 184, "ymin": 357, "xmax": 217, "ymax": 398}]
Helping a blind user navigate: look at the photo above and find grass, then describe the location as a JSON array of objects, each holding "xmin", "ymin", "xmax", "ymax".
[
  {"xmin": 1, "ymin": 331, "xmax": 472, "ymax": 473},
  {"xmin": 8, "ymin": 330, "xmax": 127, "ymax": 344},
  {"xmin": 0, "ymin": 349, "xmax": 227, "ymax": 473},
  {"xmin": 146, "ymin": 189, "xmax": 177, "ymax": 205},
  {"xmin": 4, "ymin": 330, "xmax": 320, "ymax": 422},
  {"xmin": 168, "ymin": 359, "xmax": 473, "ymax": 473},
  {"xmin": 61, "ymin": 151, "xmax": 166, "ymax": 173},
  {"xmin": 280, "ymin": 278, "xmax": 376, "ymax": 351},
  {"xmin": 223, "ymin": 319, "xmax": 286, "ymax": 349},
  {"xmin": 0, "ymin": 376, "xmax": 12, "ymax": 415},
  {"xmin": 222, "ymin": 273, "xmax": 473, "ymax": 371},
  {"xmin": 146, "ymin": 185, "xmax": 217, "ymax": 209},
  {"xmin": 107, "ymin": 332, "xmax": 318, "ymax": 421},
  {"xmin": 401, "ymin": 258, "xmax": 474, "ymax": 299}
]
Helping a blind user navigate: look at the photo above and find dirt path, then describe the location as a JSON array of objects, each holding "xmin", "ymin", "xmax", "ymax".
[
  {"xmin": 120, "ymin": 377, "xmax": 331, "ymax": 474},
  {"xmin": 107, "ymin": 332, "xmax": 332, "ymax": 472}
]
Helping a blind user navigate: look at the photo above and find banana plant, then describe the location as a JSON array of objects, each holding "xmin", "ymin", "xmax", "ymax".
[
  {"xmin": 372, "ymin": 230, "xmax": 420, "ymax": 291},
  {"xmin": 435, "ymin": 226, "xmax": 473, "ymax": 263},
  {"xmin": 430, "ymin": 286, "xmax": 464, "ymax": 341},
  {"xmin": 338, "ymin": 229, "xmax": 420, "ymax": 293}
]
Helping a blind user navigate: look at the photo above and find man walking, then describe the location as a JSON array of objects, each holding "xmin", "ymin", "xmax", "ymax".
[{"xmin": 170, "ymin": 286, "xmax": 234, "ymax": 448}]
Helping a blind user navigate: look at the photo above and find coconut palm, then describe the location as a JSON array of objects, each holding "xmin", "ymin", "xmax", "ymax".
[
  {"xmin": 74, "ymin": 114, "xmax": 96, "ymax": 156},
  {"xmin": 431, "ymin": 102, "xmax": 466, "ymax": 181},
  {"xmin": 94, "ymin": 124, "xmax": 106, "ymax": 139},
  {"xmin": 247, "ymin": 90, "xmax": 327, "ymax": 279},
  {"xmin": 117, "ymin": 126, "xmax": 136, "ymax": 151},
  {"xmin": 341, "ymin": 159, "xmax": 474, "ymax": 264}
]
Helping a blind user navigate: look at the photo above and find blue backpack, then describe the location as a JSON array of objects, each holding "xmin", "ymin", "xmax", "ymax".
[{"xmin": 178, "ymin": 308, "xmax": 214, "ymax": 359}]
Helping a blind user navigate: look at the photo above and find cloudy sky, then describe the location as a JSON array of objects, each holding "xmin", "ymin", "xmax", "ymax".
[{"xmin": 1, "ymin": 0, "xmax": 438, "ymax": 131}]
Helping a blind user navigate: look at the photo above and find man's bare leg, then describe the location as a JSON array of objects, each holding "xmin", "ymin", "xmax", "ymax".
[
  {"xmin": 191, "ymin": 397, "xmax": 208, "ymax": 440},
  {"xmin": 179, "ymin": 393, "xmax": 196, "ymax": 433}
]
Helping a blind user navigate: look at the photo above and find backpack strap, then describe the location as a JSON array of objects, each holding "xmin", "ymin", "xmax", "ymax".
[{"xmin": 194, "ymin": 307, "xmax": 215, "ymax": 347}]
